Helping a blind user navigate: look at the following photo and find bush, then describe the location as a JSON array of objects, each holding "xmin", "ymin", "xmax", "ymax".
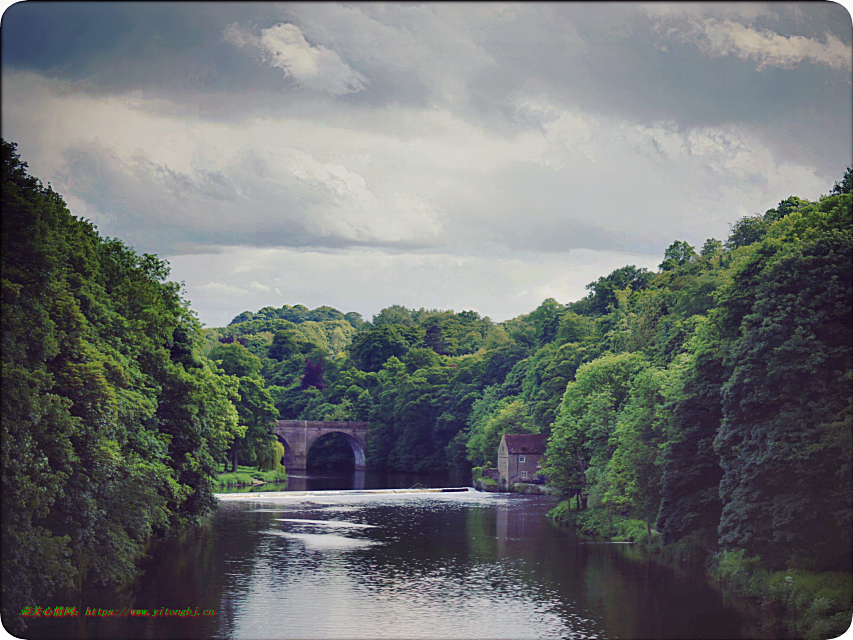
[
  {"xmin": 662, "ymin": 528, "xmax": 716, "ymax": 564},
  {"xmin": 614, "ymin": 518, "xmax": 657, "ymax": 545},
  {"xmin": 547, "ymin": 500, "xmax": 571, "ymax": 524}
]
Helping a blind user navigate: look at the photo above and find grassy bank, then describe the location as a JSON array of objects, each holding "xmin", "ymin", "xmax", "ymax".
[
  {"xmin": 547, "ymin": 500, "xmax": 661, "ymax": 545},
  {"xmin": 216, "ymin": 465, "xmax": 288, "ymax": 489},
  {"xmin": 708, "ymin": 550, "xmax": 852, "ymax": 640}
]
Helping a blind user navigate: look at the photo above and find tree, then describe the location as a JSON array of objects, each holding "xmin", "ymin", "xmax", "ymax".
[
  {"xmin": 545, "ymin": 352, "xmax": 648, "ymax": 505},
  {"xmin": 372, "ymin": 304, "xmax": 416, "ymax": 326},
  {"xmin": 229, "ymin": 310, "xmax": 254, "ymax": 325},
  {"xmin": 348, "ymin": 325, "xmax": 414, "ymax": 372},
  {"xmin": 209, "ymin": 342, "xmax": 263, "ymax": 377},
  {"xmin": 659, "ymin": 240, "xmax": 698, "ymax": 272},
  {"xmin": 764, "ymin": 196, "xmax": 809, "ymax": 222},
  {"xmin": 466, "ymin": 397, "xmax": 536, "ymax": 467},
  {"xmin": 529, "ymin": 298, "xmax": 565, "ymax": 345},
  {"xmin": 585, "ymin": 266, "xmax": 653, "ymax": 315},
  {"xmin": 344, "ymin": 311, "xmax": 367, "ymax": 330},
  {"xmin": 714, "ymin": 212, "xmax": 852, "ymax": 570},
  {"xmin": 1, "ymin": 139, "xmax": 242, "ymax": 632},
  {"xmin": 403, "ymin": 346, "xmax": 439, "ymax": 373},
  {"xmin": 830, "ymin": 165, "xmax": 852, "ymax": 195},
  {"xmin": 423, "ymin": 323, "xmax": 450, "ymax": 354},
  {"xmin": 700, "ymin": 238, "xmax": 723, "ymax": 259},
  {"xmin": 301, "ymin": 350, "xmax": 329, "ymax": 390},
  {"xmin": 725, "ymin": 214, "xmax": 769, "ymax": 249},
  {"xmin": 605, "ymin": 366, "xmax": 669, "ymax": 536},
  {"xmin": 656, "ymin": 319, "xmax": 726, "ymax": 547},
  {"xmin": 224, "ymin": 374, "xmax": 279, "ymax": 471}
]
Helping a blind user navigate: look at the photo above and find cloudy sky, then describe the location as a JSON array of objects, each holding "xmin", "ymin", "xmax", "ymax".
[{"xmin": 2, "ymin": 2, "xmax": 851, "ymax": 327}]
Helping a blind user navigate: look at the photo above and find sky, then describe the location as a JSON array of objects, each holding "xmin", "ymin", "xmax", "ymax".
[{"xmin": 2, "ymin": 2, "xmax": 851, "ymax": 328}]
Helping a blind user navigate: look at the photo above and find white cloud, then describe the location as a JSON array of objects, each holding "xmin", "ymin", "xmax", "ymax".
[
  {"xmin": 224, "ymin": 22, "xmax": 367, "ymax": 95},
  {"xmin": 692, "ymin": 19, "xmax": 852, "ymax": 73},
  {"xmin": 249, "ymin": 281, "xmax": 271, "ymax": 292},
  {"xmin": 644, "ymin": 6, "xmax": 852, "ymax": 75},
  {"xmin": 640, "ymin": 3, "xmax": 776, "ymax": 24}
]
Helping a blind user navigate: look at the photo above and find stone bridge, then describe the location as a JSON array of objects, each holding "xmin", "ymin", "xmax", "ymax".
[{"xmin": 275, "ymin": 420, "xmax": 368, "ymax": 471}]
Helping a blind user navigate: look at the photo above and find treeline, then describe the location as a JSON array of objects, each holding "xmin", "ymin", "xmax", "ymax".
[
  {"xmin": 0, "ymin": 141, "xmax": 278, "ymax": 633},
  {"xmin": 544, "ymin": 183, "xmax": 851, "ymax": 574}
]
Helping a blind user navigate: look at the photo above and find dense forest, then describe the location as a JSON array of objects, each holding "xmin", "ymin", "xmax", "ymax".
[{"xmin": 2, "ymin": 137, "xmax": 851, "ymax": 635}]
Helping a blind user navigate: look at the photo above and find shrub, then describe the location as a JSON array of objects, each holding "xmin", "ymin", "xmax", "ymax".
[{"xmin": 547, "ymin": 500, "xmax": 571, "ymax": 524}]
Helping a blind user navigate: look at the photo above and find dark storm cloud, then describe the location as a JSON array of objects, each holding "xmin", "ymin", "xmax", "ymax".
[
  {"xmin": 3, "ymin": 2, "xmax": 850, "ymax": 260},
  {"xmin": 2, "ymin": 2, "xmax": 293, "ymax": 97},
  {"xmin": 4, "ymin": 2, "xmax": 849, "ymax": 177}
]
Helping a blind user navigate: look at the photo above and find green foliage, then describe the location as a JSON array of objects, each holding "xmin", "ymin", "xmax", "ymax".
[
  {"xmin": 209, "ymin": 342, "xmax": 263, "ymax": 377},
  {"xmin": 372, "ymin": 304, "xmax": 418, "ymax": 326},
  {"xmin": 529, "ymin": 298, "xmax": 565, "ymax": 345},
  {"xmin": 659, "ymin": 240, "xmax": 698, "ymax": 272},
  {"xmin": 764, "ymin": 195, "xmax": 810, "ymax": 222},
  {"xmin": 1, "ymin": 140, "xmax": 241, "ymax": 632},
  {"xmin": 256, "ymin": 440, "xmax": 286, "ymax": 473},
  {"xmin": 545, "ymin": 352, "xmax": 649, "ymax": 500},
  {"xmin": 725, "ymin": 214, "xmax": 770, "ymax": 249},
  {"xmin": 714, "ymin": 196, "xmax": 852, "ymax": 570},
  {"xmin": 348, "ymin": 324, "xmax": 420, "ymax": 372},
  {"xmin": 656, "ymin": 320, "xmax": 726, "ymax": 546},
  {"xmin": 604, "ymin": 366, "xmax": 670, "ymax": 528},
  {"xmin": 830, "ymin": 165, "xmax": 852, "ymax": 195},
  {"xmin": 466, "ymin": 398, "xmax": 536, "ymax": 467},
  {"xmin": 709, "ymin": 550, "xmax": 853, "ymax": 640},
  {"xmin": 547, "ymin": 500, "xmax": 572, "ymax": 524},
  {"xmin": 584, "ymin": 265, "xmax": 653, "ymax": 315}
]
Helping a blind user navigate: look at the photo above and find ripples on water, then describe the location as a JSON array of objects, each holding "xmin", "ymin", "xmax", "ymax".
[
  {"xmin": 26, "ymin": 484, "xmax": 756, "ymax": 640},
  {"xmin": 222, "ymin": 490, "xmax": 602, "ymax": 639}
]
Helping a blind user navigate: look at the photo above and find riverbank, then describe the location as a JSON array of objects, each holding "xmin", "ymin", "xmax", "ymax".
[
  {"xmin": 547, "ymin": 500, "xmax": 853, "ymax": 639},
  {"xmin": 547, "ymin": 499, "xmax": 660, "ymax": 545},
  {"xmin": 216, "ymin": 465, "xmax": 288, "ymax": 490},
  {"xmin": 707, "ymin": 550, "xmax": 852, "ymax": 640}
]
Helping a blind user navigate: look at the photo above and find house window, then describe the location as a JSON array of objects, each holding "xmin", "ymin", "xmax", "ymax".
[
  {"xmin": 521, "ymin": 471, "xmax": 528, "ymax": 478},
  {"xmin": 519, "ymin": 456, "xmax": 526, "ymax": 462},
  {"xmin": 536, "ymin": 461, "xmax": 541, "ymax": 469}
]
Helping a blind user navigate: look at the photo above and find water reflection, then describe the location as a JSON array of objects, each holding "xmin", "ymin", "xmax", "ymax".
[{"xmin": 26, "ymin": 488, "xmax": 758, "ymax": 640}]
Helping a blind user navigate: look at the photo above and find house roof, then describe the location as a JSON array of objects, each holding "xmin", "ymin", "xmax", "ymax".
[{"xmin": 502, "ymin": 433, "xmax": 548, "ymax": 455}]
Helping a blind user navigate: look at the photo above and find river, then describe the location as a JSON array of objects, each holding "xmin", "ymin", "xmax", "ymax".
[{"xmin": 26, "ymin": 470, "xmax": 761, "ymax": 639}]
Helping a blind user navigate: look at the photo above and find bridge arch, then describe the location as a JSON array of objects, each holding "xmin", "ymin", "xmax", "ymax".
[
  {"xmin": 274, "ymin": 420, "xmax": 368, "ymax": 471},
  {"xmin": 305, "ymin": 431, "xmax": 366, "ymax": 469}
]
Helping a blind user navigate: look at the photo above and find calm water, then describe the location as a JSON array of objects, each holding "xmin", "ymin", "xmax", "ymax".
[{"xmin": 27, "ymin": 471, "xmax": 759, "ymax": 639}]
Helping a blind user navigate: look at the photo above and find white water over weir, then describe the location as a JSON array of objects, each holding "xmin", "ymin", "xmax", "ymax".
[{"xmin": 217, "ymin": 487, "xmax": 473, "ymax": 500}]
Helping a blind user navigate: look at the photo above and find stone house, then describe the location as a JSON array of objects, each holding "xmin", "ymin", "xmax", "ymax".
[{"xmin": 498, "ymin": 433, "xmax": 548, "ymax": 485}]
